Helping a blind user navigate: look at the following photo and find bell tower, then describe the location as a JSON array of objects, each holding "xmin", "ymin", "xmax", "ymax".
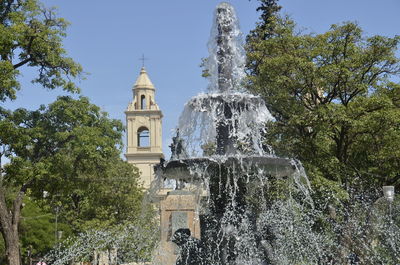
[{"xmin": 125, "ymin": 67, "xmax": 164, "ymax": 189}]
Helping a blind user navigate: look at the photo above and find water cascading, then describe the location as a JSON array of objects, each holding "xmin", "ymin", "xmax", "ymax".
[{"xmin": 155, "ymin": 3, "xmax": 317, "ymax": 264}]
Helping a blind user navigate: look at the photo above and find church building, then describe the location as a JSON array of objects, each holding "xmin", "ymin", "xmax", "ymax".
[{"xmin": 125, "ymin": 67, "xmax": 164, "ymax": 189}]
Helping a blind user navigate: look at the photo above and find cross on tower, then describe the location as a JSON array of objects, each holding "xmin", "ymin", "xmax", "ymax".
[{"xmin": 139, "ymin": 54, "xmax": 149, "ymax": 67}]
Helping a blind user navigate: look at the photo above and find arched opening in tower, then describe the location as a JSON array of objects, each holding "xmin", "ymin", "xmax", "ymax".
[
  {"xmin": 137, "ymin": 127, "xmax": 150, "ymax": 147},
  {"xmin": 141, "ymin": 95, "xmax": 146, "ymax": 109}
]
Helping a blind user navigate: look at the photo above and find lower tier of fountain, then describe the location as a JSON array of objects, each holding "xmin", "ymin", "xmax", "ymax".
[{"xmin": 157, "ymin": 155, "xmax": 297, "ymax": 180}]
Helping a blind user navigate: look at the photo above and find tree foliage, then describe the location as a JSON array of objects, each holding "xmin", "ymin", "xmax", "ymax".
[
  {"xmin": 19, "ymin": 197, "xmax": 72, "ymax": 262},
  {"xmin": 0, "ymin": 1, "xmax": 149, "ymax": 264},
  {"xmin": 1, "ymin": 96, "xmax": 147, "ymax": 263},
  {"xmin": 247, "ymin": 0, "xmax": 281, "ymax": 41},
  {"xmin": 246, "ymin": 0, "xmax": 281, "ymax": 75},
  {"xmin": 246, "ymin": 15, "xmax": 400, "ymax": 190},
  {"xmin": 0, "ymin": 0, "xmax": 82, "ymax": 102}
]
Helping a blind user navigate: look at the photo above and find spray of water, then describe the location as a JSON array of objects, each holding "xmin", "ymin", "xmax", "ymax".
[{"xmin": 205, "ymin": 2, "xmax": 246, "ymax": 92}]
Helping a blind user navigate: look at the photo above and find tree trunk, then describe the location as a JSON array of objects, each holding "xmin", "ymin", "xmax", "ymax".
[
  {"xmin": 0, "ymin": 187, "xmax": 24, "ymax": 265},
  {"xmin": 5, "ymin": 235, "xmax": 21, "ymax": 265}
]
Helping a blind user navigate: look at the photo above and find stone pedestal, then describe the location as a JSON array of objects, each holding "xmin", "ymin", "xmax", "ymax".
[
  {"xmin": 92, "ymin": 249, "xmax": 117, "ymax": 265},
  {"xmin": 153, "ymin": 190, "xmax": 200, "ymax": 265}
]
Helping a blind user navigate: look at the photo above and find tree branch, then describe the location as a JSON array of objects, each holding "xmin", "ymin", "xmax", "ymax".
[
  {"xmin": 13, "ymin": 35, "xmax": 36, "ymax": 69},
  {"xmin": 11, "ymin": 182, "xmax": 31, "ymax": 229},
  {"xmin": 13, "ymin": 57, "xmax": 32, "ymax": 69}
]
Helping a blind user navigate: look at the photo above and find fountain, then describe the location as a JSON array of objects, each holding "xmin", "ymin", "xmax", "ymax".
[{"xmin": 155, "ymin": 3, "xmax": 314, "ymax": 264}]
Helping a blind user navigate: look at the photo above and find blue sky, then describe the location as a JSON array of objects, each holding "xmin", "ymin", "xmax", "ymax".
[{"xmin": 4, "ymin": 0, "xmax": 400, "ymax": 157}]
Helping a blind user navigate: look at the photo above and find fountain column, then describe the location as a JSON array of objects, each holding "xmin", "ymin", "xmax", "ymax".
[{"xmin": 215, "ymin": 3, "xmax": 237, "ymax": 155}]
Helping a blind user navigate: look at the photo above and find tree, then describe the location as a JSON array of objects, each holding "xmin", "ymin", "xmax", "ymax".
[
  {"xmin": 0, "ymin": 1, "xmax": 112, "ymax": 264},
  {"xmin": 246, "ymin": 0, "xmax": 281, "ymax": 75},
  {"xmin": 0, "ymin": 96, "xmax": 146, "ymax": 265},
  {"xmin": 247, "ymin": 0, "xmax": 281, "ymax": 41},
  {"xmin": 246, "ymin": 10, "xmax": 400, "ymax": 262},
  {"xmin": 0, "ymin": 0, "xmax": 82, "ymax": 102},
  {"xmin": 246, "ymin": 16, "xmax": 400, "ymax": 197},
  {"xmin": 54, "ymin": 157, "xmax": 144, "ymax": 233},
  {"xmin": 0, "ymin": 0, "xmax": 150, "ymax": 262},
  {"xmin": 19, "ymin": 197, "xmax": 72, "ymax": 264}
]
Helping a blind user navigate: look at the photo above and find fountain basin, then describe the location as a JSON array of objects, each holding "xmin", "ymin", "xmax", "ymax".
[{"xmin": 157, "ymin": 156, "xmax": 297, "ymax": 180}]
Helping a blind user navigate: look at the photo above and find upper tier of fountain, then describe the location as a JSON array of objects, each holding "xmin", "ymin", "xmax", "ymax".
[{"xmin": 157, "ymin": 2, "xmax": 297, "ymax": 181}]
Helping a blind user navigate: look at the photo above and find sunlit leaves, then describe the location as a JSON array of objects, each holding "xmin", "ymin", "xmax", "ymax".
[
  {"xmin": 246, "ymin": 18, "xmax": 400, "ymax": 188},
  {"xmin": 0, "ymin": 0, "xmax": 82, "ymax": 102},
  {"xmin": 1, "ymin": 96, "xmax": 148, "ymax": 259}
]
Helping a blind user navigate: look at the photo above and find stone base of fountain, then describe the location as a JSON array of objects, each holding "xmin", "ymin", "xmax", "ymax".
[{"xmin": 153, "ymin": 190, "xmax": 201, "ymax": 265}]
